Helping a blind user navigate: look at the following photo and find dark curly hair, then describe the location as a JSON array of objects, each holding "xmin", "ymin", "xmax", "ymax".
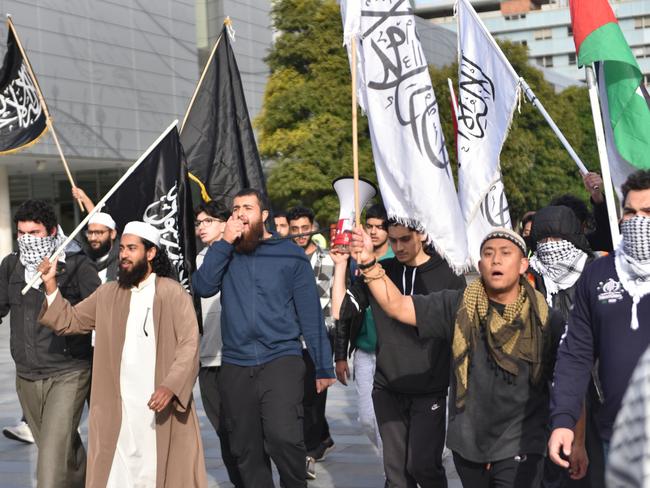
[
  {"xmin": 14, "ymin": 199, "xmax": 57, "ymax": 233},
  {"xmin": 287, "ymin": 206, "xmax": 315, "ymax": 224},
  {"xmin": 622, "ymin": 170, "xmax": 650, "ymax": 206},
  {"xmin": 143, "ymin": 240, "xmax": 175, "ymax": 279},
  {"xmin": 194, "ymin": 200, "xmax": 230, "ymax": 221}
]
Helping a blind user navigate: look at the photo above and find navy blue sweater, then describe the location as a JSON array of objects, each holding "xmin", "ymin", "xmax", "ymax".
[
  {"xmin": 550, "ymin": 254, "xmax": 650, "ymax": 440},
  {"xmin": 192, "ymin": 237, "xmax": 334, "ymax": 379}
]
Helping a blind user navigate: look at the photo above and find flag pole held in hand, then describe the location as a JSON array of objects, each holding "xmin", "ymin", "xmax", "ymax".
[{"xmin": 21, "ymin": 120, "xmax": 180, "ymax": 295}]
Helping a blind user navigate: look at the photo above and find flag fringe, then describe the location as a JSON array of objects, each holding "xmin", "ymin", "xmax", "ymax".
[
  {"xmin": 0, "ymin": 124, "xmax": 48, "ymax": 155},
  {"xmin": 386, "ymin": 212, "xmax": 472, "ymax": 276}
]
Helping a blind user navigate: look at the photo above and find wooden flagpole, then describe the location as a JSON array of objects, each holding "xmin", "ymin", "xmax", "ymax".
[
  {"xmin": 179, "ymin": 30, "xmax": 225, "ymax": 133},
  {"xmin": 351, "ymin": 36, "xmax": 360, "ymax": 229},
  {"xmin": 585, "ymin": 65, "xmax": 621, "ymax": 247},
  {"xmin": 6, "ymin": 15, "xmax": 84, "ymax": 212},
  {"xmin": 21, "ymin": 120, "xmax": 180, "ymax": 295}
]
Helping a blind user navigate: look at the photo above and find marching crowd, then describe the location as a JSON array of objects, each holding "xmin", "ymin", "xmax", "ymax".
[{"xmin": 0, "ymin": 169, "xmax": 649, "ymax": 488}]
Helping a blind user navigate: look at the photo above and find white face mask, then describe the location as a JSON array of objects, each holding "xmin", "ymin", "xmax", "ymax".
[
  {"xmin": 621, "ymin": 216, "xmax": 650, "ymax": 264},
  {"xmin": 17, "ymin": 233, "xmax": 59, "ymax": 272}
]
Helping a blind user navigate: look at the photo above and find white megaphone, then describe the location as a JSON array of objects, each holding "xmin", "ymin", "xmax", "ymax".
[{"xmin": 332, "ymin": 176, "xmax": 377, "ymax": 250}]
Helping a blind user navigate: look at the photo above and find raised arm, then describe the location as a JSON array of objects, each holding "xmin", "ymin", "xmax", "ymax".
[
  {"xmin": 37, "ymin": 258, "xmax": 98, "ymax": 335},
  {"xmin": 330, "ymin": 248, "xmax": 349, "ymax": 321},
  {"xmin": 349, "ymin": 227, "xmax": 416, "ymax": 326}
]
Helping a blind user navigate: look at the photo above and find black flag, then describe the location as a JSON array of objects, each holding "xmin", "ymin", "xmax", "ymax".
[
  {"xmin": 180, "ymin": 24, "xmax": 266, "ymax": 207},
  {"xmin": 0, "ymin": 25, "xmax": 47, "ymax": 154},
  {"xmin": 105, "ymin": 126, "xmax": 198, "ymax": 303}
]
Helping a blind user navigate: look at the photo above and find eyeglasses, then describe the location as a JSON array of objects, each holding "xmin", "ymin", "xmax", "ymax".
[
  {"xmin": 85, "ymin": 230, "xmax": 110, "ymax": 238},
  {"xmin": 194, "ymin": 218, "xmax": 222, "ymax": 228}
]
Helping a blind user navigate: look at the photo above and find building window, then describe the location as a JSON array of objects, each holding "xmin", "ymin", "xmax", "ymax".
[
  {"xmin": 567, "ymin": 25, "xmax": 573, "ymax": 37},
  {"xmin": 568, "ymin": 53, "xmax": 576, "ymax": 65},
  {"xmin": 534, "ymin": 28, "xmax": 553, "ymax": 40},
  {"xmin": 635, "ymin": 16, "xmax": 650, "ymax": 29},
  {"xmin": 644, "ymin": 73, "xmax": 650, "ymax": 86},
  {"xmin": 633, "ymin": 45, "xmax": 650, "ymax": 58},
  {"xmin": 505, "ymin": 13, "xmax": 526, "ymax": 20},
  {"xmin": 536, "ymin": 55, "xmax": 554, "ymax": 68}
]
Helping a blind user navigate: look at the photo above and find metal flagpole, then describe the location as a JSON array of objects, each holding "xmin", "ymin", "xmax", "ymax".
[
  {"xmin": 6, "ymin": 15, "xmax": 85, "ymax": 212},
  {"xmin": 351, "ymin": 35, "xmax": 360, "ymax": 229},
  {"xmin": 21, "ymin": 120, "xmax": 180, "ymax": 295},
  {"xmin": 458, "ymin": 1, "xmax": 589, "ymax": 175},
  {"xmin": 584, "ymin": 65, "xmax": 621, "ymax": 247}
]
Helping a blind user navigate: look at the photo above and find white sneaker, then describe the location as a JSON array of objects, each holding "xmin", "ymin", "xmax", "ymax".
[
  {"xmin": 2, "ymin": 420, "xmax": 35, "ymax": 444},
  {"xmin": 305, "ymin": 456, "xmax": 316, "ymax": 480}
]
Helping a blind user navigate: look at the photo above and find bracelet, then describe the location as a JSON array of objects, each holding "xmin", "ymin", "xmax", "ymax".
[
  {"xmin": 362, "ymin": 264, "xmax": 386, "ymax": 283},
  {"xmin": 357, "ymin": 258, "xmax": 377, "ymax": 270}
]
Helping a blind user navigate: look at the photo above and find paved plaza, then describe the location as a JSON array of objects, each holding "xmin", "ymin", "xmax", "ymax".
[{"xmin": 0, "ymin": 322, "xmax": 461, "ymax": 487}]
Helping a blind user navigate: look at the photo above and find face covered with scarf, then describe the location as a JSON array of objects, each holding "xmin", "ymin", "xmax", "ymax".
[
  {"xmin": 529, "ymin": 239, "xmax": 588, "ymax": 297},
  {"xmin": 16, "ymin": 221, "xmax": 65, "ymax": 272}
]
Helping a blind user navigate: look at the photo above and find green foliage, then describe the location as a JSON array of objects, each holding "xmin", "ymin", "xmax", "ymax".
[{"xmin": 257, "ymin": 0, "xmax": 598, "ymax": 228}]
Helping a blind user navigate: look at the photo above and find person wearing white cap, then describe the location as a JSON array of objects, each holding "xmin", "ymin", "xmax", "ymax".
[
  {"xmin": 36, "ymin": 221, "xmax": 207, "ymax": 488},
  {"xmin": 344, "ymin": 225, "xmax": 566, "ymax": 488},
  {"xmin": 85, "ymin": 212, "xmax": 119, "ymax": 284}
]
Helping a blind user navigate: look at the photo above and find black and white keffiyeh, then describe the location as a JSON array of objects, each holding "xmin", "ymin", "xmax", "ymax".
[
  {"xmin": 616, "ymin": 216, "xmax": 650, "ymax": 330},
  {"xmin": 17, "ymin": 226, "xmax": 67, "ymax": 288},
  {"xmin": 529, "ymin": 239, "xmax": 588, "ymax": 304}
]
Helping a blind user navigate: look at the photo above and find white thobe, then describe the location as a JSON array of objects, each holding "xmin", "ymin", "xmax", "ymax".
[{"xmin": 106, "ymin": 272, "xmax": 158, "ymax": 488}]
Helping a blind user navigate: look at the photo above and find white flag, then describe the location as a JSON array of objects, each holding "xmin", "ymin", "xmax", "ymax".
[
  {"xmin": 456, "ymin": 0, "xmax": 518, "ymax": 266},
  {"xmin": 341, "ymin": 0, "xmax": 469, "ymax": 273}
]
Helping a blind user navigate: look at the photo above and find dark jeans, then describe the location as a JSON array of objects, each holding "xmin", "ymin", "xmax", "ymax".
[
  {"xmin": 198, "ymin": 366, "xmax": 244, "ymax": 487},
  {"xmin": 372, "ymin": 387, "xmax": 447, "ymax": 488},
  {"xmin": 453, "ymin": 452, "xmax": 544, "ymax": 488},
  {"xmin": 219, "ymin": 356, "xmax": 307, "ymax": 488},
  {"xmin": 303, "ymin": 349, "xmax": 330, "ymax": 452}
]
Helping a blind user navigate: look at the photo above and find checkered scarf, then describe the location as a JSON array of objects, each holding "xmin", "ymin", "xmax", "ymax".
[
  {"xmin": 529, "ymin": 240, "xmax": 587, "ymax": 303},
  {"xmin": 616, "ymin": 216, "xmax": 650, "ymax": 330},
  {"xmin": 17, "ymin": 226, "xmax": 67, "ymax": 285},
  {"xmin": 310, "ymin": 245, "xmax": 335, "ymax": 330}
]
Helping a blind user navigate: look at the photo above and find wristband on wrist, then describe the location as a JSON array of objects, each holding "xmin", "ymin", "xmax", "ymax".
[{"xmin": 357, "ymin": 258, "xmax": 377, "ymax": 270}]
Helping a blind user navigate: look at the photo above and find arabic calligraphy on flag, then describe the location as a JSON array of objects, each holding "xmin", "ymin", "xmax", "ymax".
[
  {"xmin": 342, "ymin": 0, "xmax": 469, "ymax": 273},
  {"xmin": 0, "ymin": 26, "xmax": 46, "ymax": 154}
]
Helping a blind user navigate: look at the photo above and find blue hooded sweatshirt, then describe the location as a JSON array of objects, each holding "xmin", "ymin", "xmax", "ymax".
[{"xmin": 192, "ymin": 237, "xmax": 334, "ymax": 379}]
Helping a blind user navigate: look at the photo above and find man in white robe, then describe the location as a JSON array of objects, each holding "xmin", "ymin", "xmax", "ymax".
[{"xmin": 38, "ymin": 221, "xmax": 206, "ymax": 488}]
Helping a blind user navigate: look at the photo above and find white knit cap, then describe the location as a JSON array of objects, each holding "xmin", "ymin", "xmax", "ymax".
[
  {"xmin": 88, "ymin": 212, "xmax": 116, "ymax": 230},
  {"xmin": 122, "ymin": 221, "xmax": 160, "ymax": 247}
]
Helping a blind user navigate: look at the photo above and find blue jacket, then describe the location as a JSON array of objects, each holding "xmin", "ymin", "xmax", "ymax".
[
  {"xmin": 550, "ymin": 254, "xmax": 650, "ymax": 440},
  {"xmin": 192, "ymin": 237, "xmax": 334, "ymax": 379}
]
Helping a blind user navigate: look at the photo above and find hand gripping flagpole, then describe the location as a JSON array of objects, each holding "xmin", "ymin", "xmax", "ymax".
[
  {"xmin": 584, "ymin": 65, "xmax": 621, "ymax": 247},
  {"xmin": 21, "ymin": 120, "xmax": 180, "ymax": 295},
  {"xmin": 6, "ymin": 15, "xmax": 85, "ymax": 212}
]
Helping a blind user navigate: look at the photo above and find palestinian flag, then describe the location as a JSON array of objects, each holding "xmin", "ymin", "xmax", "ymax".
[{"xmin": 570, "ymin": 0, "xmax": 650, "ymax": 193}]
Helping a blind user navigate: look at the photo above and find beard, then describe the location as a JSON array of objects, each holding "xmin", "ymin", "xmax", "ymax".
[
  {"xmin": 118, "ymin": 255, "xmax": 149, "ymax": 289},
  {"xmin": 87, "ymin": 238, "xmax": 112, "ymax": 260},
  {"xmin": 235, "ymin": 220, "xmax": 265, "ymax": 254}
]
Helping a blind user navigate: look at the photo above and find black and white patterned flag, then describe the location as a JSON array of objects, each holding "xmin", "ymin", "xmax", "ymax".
[{"xmin": 0, "ymin": 24, "xmax": 47, "ymax": 154}]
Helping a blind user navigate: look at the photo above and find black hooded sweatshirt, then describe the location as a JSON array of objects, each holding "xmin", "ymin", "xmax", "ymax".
[{"xmin": 339, "ymin": 252, "xmax": 465, "ymax": 395}]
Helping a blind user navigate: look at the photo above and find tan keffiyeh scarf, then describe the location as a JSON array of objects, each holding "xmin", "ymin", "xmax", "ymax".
[{"xmin": 452, "ymin": 278, "xmax": 550, "ymax": 409}]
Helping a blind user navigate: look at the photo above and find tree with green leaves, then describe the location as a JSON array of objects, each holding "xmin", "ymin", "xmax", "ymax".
[{"xmin": 256, "ymin": 0, "xmax": 599, "ymax": 229}]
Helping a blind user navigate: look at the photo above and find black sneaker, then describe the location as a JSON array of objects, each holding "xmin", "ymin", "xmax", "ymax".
[{"xmin": 308, "ymin": 436, "xmax": 335, "ymax": 461}]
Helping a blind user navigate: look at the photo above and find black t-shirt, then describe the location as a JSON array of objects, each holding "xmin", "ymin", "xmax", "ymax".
[{"xmin": 412, "ymin": 290, "xmax": 565, "ymax": 462}]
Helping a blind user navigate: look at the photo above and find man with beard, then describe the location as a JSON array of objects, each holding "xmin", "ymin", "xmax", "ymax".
[
  {"xmin": 192, "ymin": 188, "xmax": 335, "ymax": 488},
  {"xmin": 194, "ymin": 201, "xmax": 243, "ymax": 487},
  {"xmin": 334, "ymin": 203, "xmax": 393, "ymax": 455},
  {"xmin": 0, "ymin": 199, "xmax": 100, "ymax": 487},
  {"xmin": 549, "ymin": 170, "xmax": 650, "ymax": 469},
  {"xmin": 332, "ymin": 219, "xmax": 465, "ymax": 488},
  {"xmin": 274, "ymin": 210, "xmax": 290, "ymax": 238},
  {"xmin": 37, "ymin": 221, "xmax": 207, "ymax": 488},
  {"xmin": 344, "ymin": 226, "xmax": 565, "ymax": 488},
  {"xmin": 288, "ymin": 206, "xmax": 335, "ymax": 479},
  {"xmin": 72, "ymin": 187, "xmax": 119, "ymax": 283}
]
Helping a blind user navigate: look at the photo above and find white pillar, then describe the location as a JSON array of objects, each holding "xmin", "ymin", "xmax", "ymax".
[{"xmin": 0, "ymin": 165, "xmax": 12, "ymax": 257}]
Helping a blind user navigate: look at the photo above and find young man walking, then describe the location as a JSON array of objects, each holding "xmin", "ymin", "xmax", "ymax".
[{"xmin": 193, "ymin": 189, "xmax": 335, "ymax": 488}]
